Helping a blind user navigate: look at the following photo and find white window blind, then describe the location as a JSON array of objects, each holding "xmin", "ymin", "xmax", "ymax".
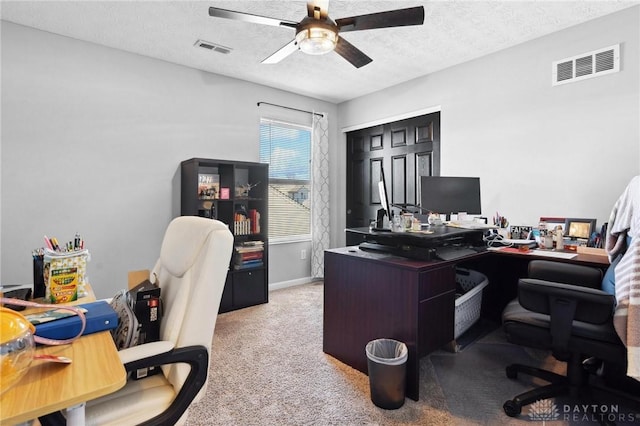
[{"xmin": 259, "ymin": 119, "xmax": 312, "ymax": 241}]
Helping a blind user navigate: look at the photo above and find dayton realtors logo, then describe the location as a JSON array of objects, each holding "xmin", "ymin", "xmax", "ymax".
[
  {"xmin": 528, "ymin": 399, "xmax": 560, "ymax": 423},
  {"xmin": 529, "ymin": 400, "xmax": 639, "ymax": 423}
]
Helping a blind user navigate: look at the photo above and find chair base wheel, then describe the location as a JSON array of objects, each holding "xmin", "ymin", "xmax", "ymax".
[{"xmin": 503, "ymin": 400, "xmax": 521, "ymax": 417}]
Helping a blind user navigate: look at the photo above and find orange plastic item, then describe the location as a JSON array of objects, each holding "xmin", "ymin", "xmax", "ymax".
[{"xmin": 0, "ymin": 307, "xmax": 36, "ymax": 395}]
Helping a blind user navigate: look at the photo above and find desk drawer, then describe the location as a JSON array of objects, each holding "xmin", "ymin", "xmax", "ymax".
[{"xmin": 419, "ymin": 265, "xmax": 456, "ymax": 301}]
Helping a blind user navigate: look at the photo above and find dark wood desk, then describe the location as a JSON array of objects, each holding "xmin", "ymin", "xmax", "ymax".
[
  {"xmin": 460, "ymin": 248, "xmax": 610, "ymax": 322},
  {"xmin": 323, "ymin": 244, "xmax": 609, "ymax": 402},
  {"xmin": 324, "ymin": 246, "xmax": 486, "ymax": 401}
]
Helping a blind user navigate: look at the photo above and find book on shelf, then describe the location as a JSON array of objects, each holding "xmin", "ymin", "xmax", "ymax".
[
  {"xmin": 234, "ymin": 259, "xmax": 264, "ymax": 270},
  {"xmin": 234, "ymin": 218, "xmax": 251, "ymax": 235},
  {"xmin": 236, "ymin": 258, "xmax": 263, "ymax": 265},
  {"xmin": 249, "ymin": 209, "xmax": 261, "ymax": 234},
  {"xmin": 235, "ymin": 249, "xmax": 262, "ymax": 254},
  {"xmin": 238, "ymin": 251, "xmax": 263, "ymax": 261},
  {"xmin": 198, "ymin": 173, "xmax": 220, "ymax": 200},
  {"xmin": 235, "ymin": 245, "xmax": 264, "ymax": 254},
  {"xmin": 239, "ymin": 240, "xmax": 263, "ymax": 246},
  {"xmin": 235, "ymin": 241, "xmax": 264, "ymax": 251}
]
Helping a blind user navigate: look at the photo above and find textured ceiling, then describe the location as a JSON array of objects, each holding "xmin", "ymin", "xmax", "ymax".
[{"xmin": 1, "ymin": 1, "xmax": 638, "ymax": 103}]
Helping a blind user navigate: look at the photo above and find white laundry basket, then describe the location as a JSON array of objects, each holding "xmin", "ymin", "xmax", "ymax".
[{"xmin": 454, "ymin": 268, "xmax": 489, "ymax": 339}]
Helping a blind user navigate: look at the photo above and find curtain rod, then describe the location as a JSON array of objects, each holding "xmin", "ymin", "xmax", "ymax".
[{"xmin": 257, "ymin": 101, "xmax": 324, "ymax": 117}]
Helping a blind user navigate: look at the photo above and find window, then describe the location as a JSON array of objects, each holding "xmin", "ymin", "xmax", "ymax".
[{"xmin": 259, "ymin": 119, "xmax": 312, "ymax": 241}]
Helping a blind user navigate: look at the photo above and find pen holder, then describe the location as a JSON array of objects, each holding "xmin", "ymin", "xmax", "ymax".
[
  {"xmin": 32, "ymin": 255, "xmax": 45, "ymax": 299},
  {"xmin": 43, "ymin": 249, "xmax": 90, "ymax": 304}
]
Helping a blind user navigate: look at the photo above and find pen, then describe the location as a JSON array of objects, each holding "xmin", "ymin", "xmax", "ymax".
[{"xmin": 44, "ymin": 235, "xmax": 53, "ymax": 250}]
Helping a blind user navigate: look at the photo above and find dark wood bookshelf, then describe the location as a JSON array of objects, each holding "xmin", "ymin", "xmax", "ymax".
[{"xmin": 181, "ymin": 158, "xmax": 268, "ymax": 313}]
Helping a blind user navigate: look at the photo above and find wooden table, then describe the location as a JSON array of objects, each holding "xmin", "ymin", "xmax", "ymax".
[{"xmin": 1, "ymin": 293, "xmax": 127, "ymax": 425}]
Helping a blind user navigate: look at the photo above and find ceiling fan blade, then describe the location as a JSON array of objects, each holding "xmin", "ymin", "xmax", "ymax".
[
  {"xmin": 307, "ymin": 0, "xmax": 329, "ymax": 19},
  {"xmin": 336, "ymin": 6, "xmax": 425, "ymax": 32},
  {"xmin": 262, "ymin": 39, "xmax": 299, "ymax": 64},
  {"xmin": 209, "ymin": 7, "xmax": 297, "ymax": 28},
  {"xmin": 334, "ymin": 37, "xmax": 372, "ymax": 68}
]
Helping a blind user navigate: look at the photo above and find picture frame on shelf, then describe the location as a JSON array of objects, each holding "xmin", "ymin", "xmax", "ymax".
[{"xmin": 198, "ymin": 173, "xmax": 220, "ymax": 199}]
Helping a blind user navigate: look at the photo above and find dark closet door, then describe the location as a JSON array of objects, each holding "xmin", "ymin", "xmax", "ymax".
[{"xmin": 346, "ymin": 112, "xmax": 440, "ymax": 245}]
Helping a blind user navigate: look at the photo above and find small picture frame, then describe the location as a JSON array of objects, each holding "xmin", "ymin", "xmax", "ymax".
[
  {"xmin": 510, "ymin": 225, "xmax": 533, "ymax": 240},
  {"xmin": 564, "ymin": 218, "xmax": 597, "ymax": 240}
]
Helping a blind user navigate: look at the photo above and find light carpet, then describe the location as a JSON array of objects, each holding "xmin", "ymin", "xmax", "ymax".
[{"xmin": 185, "ymin": 281, "xmax": 633, "ymax": 425}]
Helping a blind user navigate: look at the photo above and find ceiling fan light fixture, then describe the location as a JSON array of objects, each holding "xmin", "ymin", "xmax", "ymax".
[{"xmin": 295, "ymin": 25, "xmax": 337, "ymax": 55}]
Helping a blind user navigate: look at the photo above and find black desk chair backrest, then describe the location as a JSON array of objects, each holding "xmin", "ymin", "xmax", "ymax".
[
  {"xmin": 528, "ymin": 260, "xmax": 603, "ymax": 288},
  {"xmin": 517, "ymin": 261, "xmax": 613, "ymax": 360}
]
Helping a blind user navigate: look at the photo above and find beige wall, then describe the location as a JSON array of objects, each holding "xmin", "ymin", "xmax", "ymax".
[
  {"xmin": 335, "ymin": 6, "xmax": 640, "ymax": 246},
  {"xmin": 1, "ymin": 22, "xmax": 336, "ymax": 297}
]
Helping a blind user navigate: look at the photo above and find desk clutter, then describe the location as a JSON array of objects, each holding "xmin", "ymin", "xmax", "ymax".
[
  {"xmin": 486, "ymin": 216, "xmax": 604, "ymax": 254},
  {"xmin": 110, "ymin": 273, "xmax": 163, "ymax": 379},
  {"xmin": 360, "ymin": 210, "xmax": 608, "ymax": 264},
  {"xmin": 33, "ymin": 233, "xmax": 90, "ymax": 303},
  {"xmin": 372, "ymin": 210, "xmax": 604, "ymax": 250},
  {"xmin": 0, "ymin": 296, "xmax": 113, "ymax": 396},
  {"xmin": 233, "ymin": 240, "xmax": 265, "ymax": 270}
]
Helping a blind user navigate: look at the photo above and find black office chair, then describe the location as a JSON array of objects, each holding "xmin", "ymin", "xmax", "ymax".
[{"xmin": 501, "ymin": 260, "xmax": 639, "ymax": 419}]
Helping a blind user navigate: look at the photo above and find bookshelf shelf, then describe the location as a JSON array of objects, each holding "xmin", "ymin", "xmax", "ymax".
[{"xmin": 181, "ymin": 158, "xmax": 269, "ymax": 313}]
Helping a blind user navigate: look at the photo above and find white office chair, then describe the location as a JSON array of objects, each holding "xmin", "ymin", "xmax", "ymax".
[{"xmin": 83, "ymin": 216, "xmax": 233, "ymax": 425}]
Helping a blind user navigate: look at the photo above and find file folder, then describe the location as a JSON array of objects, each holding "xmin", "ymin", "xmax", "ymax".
[{"xmin": 33, "ymin": 301, "xmax": 118, "ymax": 340}]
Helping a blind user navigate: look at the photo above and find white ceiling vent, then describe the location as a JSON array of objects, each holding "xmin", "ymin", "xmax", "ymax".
[
  {"xmin": 194, "ymin": 39, "xmax": 232, "ymax": 55},
  {"xmin": 552, "ymin": 44, "xmax": 619, "ymax": 86}
]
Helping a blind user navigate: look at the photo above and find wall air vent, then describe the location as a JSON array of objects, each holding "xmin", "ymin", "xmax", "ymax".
[
  {"xmin": 552, "ymin": 44, "xmax": 619, "ymax": 86},
  {"xmin": 194, "ymin": 39, "xmax": 232, "ymax": 55}
]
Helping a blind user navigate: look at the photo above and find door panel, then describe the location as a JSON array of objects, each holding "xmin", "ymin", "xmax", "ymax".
[
  {"xmin": 415, "ymin": 152, "xmax": 433, "ymax": 205},
  {"xmin": 391, "ymin": 127, "xmax": 407, "ymax": 147},
  {"xmin": 346, "ymin": 112, "xmax": 440, "ymax": 245},
  {"xmin": 392, "ymin": 155, "xmax": 407, "ymax": 206},
  {"xmin": 370, "ymin": 158, "xmax": 383, "ymax": 205}
]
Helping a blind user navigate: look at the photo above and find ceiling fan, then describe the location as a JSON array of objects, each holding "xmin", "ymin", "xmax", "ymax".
[{"xmin": 208, "ymin": 1, "xmax": 425, "ymax": 68}]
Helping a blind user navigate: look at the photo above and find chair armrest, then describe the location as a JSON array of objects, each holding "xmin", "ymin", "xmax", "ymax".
[
  {"xmin": 118, "ymin": 340, "xmax": 175, "ymax": 364},
  {"xmin": 124, "ymin": 345, "xmax": 209, "ymax": 426}
]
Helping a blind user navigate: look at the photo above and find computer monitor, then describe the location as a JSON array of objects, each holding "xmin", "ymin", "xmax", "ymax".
[
  {"xmin": 378, "ymin": 180, "xmax": 391, "ymax": 219},
  {"xmin": 420, "ymin": 176, "xmax": 481, "ymax": 220},
  {"xmin": 375, "ymin": 168, "xmax": 392, "ymax": 229}
]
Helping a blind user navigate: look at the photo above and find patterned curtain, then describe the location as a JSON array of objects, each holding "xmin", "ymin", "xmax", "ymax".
[{"xmin": 311, "ymin": 112, "xmax": 330, "ymax": 279}]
